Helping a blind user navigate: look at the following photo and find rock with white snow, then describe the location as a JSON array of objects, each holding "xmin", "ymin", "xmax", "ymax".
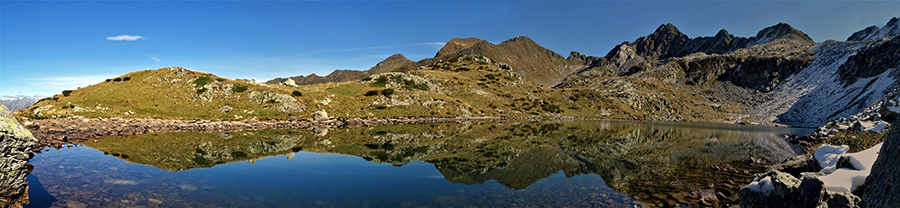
[
  {"xmin": 863, "ymin": 118, "xmax": 900, "ymax": 207},
  {"xmin": 738, "ymin": 171, "xmax": 825, "ymax": 208},
  {"xmin": 814, "ymin": 142, "xmax": 882, "ymax": 192},
  {"xmin": 814, "ymin": 144, "xmax": 850, "ymax": 173}
]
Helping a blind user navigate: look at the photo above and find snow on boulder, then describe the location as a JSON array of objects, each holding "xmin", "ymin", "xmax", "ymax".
[
  {"xmin": 814, "ymin": 144, "xmax": 850, "ymax": 173},
  {"xmin": 817, "ymin": 142, "xmax": 883, "ymax": 192},
  {"xmin": 746, "ymin": 176, "xmax": 776, "ymax": 195}
]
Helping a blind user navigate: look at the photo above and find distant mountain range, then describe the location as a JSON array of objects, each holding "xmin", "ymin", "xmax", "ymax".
[
  {"xmin": 1, "ymin": 96, "xmax": 43, "ymax": 111},
  {"xmin": 21, "ymin": 17, "xmax": 900, "ymax": 128}
]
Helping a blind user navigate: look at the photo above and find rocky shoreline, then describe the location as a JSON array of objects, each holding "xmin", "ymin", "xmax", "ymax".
[
  {"xmin": 24, "ymin": 115, "xmax": 600, "ymax": 152},
  {"xmin": 1, "ymin": 105, "xmax": 37, "ymax": 208}
]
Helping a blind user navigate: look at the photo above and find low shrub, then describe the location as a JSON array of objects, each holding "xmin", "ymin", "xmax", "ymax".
[
  {"xmin": 216, "ymin": 78, "xmax": 225, "ymax": 82},
  {"xmin": 826, "ymin": 130, "xmax": 888, "ymax": 152},
  {"xmin": 197, "ymin": 87, "xmax": 208, "ymax": 94},
  {"xmin": 123, "ymin": 77, "xmax": 131, "ymax": 81},
  {"xmin": 381, "ymin": 88, "xmax": 395, "ymax": 97},
  {"xmin": 113, "ymin": 78, "xmax": 122, "ymax": 82},
  {"xmin": 194, "ymin": 76, "xmax": 212, "ymax": 86},
  {"xmin": 232, "ymin": 86, "xmax": 247, "ymax": 93},
  {"xmin": 365, "ymin": 90, "xmax": 379, "ymax": 96},
  {"xmin": 105, "ymin": 79, "xmax": 111, "ymax": 82},
  {"xmin": 62, "ymin": 90, "xmax": 73, "ymax": 96},
  {"xmin": 292, "ymin": 91, "xmax": 303, "ymax": 97}
]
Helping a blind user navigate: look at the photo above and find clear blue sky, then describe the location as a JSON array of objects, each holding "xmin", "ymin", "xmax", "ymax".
[{"xmin": 2, "ymin": 1, "xmax": 898, "ymax": 98}]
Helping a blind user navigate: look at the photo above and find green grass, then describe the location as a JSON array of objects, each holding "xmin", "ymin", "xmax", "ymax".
[
  {"xmin": 193, "ymin": 76, "xmax": 212, "ymax": 86},
  {"xmin": 825, "ymin": 130, "xmax": 888, "ymax": 152}
]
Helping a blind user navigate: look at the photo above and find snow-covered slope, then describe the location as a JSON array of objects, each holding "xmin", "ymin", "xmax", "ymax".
[
  {"xmin": 847, "ymin": 17, "xmax": 900, "ymax": 41},
  {"xmin": 755, "ymin": 37, "xmax": 900, "ymax": 127}
]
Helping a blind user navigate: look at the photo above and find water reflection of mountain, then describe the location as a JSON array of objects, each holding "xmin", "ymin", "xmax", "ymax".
[{"xmin": 82, "ymin": 120, "xmax": 804, "ymax": 207}]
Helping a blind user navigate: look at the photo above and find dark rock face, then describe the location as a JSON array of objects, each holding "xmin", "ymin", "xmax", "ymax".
[
  {"xmin": 727, "ymin": 56, "xmax": 814, "ymax": 92},
  {"xmin": 837, "ymin": 37, "xmax": 900, "ymax": 86},
  {"xmin": 1, "ymin": 104, "xmax": 37, "ymax": 208},
  {"xmin": 863, "ymin": 119, "xmax": 900, "ymax": 207},
  {"xmin": 614, "ymin": 22, "xmax": 813, "ymax": 61},
  {"xmin": 632, "ymin": 23, "xmax": 691, "ymax": 59}
]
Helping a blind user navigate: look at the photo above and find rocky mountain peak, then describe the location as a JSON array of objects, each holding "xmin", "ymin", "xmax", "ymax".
[
  {"xmin": 499, "ymin": 36, "xmax": 537, "ymax": 45},
  {"xmin": 655, "ymin": 23, "xmax": 684, "ymax": 36},
  {"xmin": 715, "ymin": 29, "xmax": 731, "ymax": 38},
  {"xmin": 435, "ymin": 37, "xmax": 487, "ymax": 57},
  {"xmin": 368, "ymin": 54, "xmax": 414, "ymax": 74},
  {"xmin": 632, "ymin": 23, "xmax": 689, "ymax": 58},
  {"xmin": 752, "ymin": 23, "xmax": 813, "ymax": 45},
  {"xmin": 847, "ymin": 17, "xmax": 900, "ymax": 41}
]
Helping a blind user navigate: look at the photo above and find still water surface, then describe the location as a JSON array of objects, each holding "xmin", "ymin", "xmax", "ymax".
[{"xmin": 27, "ymin": 120, "xmax": 813, "ymax": 207}]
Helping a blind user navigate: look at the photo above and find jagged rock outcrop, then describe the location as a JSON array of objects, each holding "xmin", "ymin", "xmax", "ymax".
[
  {"xmin": 847, "ymin": 17, "xmax": 900, "ymax": 41},
  {"xmin": 863, "ymin": 119, "xmax": 900, "ymax": 206},
  {"xmin": 1, "ymin": 104, "xmax": 37, "ymax": 208},
  {"xmin": 609, "ymin": 22, "xmax": 813, "ymax": 61},
  {"xmin": 836, "ymin": 36, "xmax": 900, "ymax": 86}
]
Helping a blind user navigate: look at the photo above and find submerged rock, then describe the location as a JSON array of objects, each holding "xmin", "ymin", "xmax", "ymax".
[{"xmin": 0, "ymin": 104, "xmax": 38, "ymax": 208}]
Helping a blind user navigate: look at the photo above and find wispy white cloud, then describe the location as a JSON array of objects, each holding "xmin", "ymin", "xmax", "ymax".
[
  {"xmin": 250, "ymin": 41, "xmax": 445, "ymax": 64},
  {"xmin": 106, "ymin": 35, "xmax": 146, "ymax": 41},
  {"xmin": 150, "ymin": 55, "xmax": 161, "ymax": 63}
]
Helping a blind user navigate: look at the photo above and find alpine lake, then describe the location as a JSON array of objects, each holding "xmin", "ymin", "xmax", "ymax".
[{"xmin": 26, "ymin": 120, "xmax": 813, "ymax": 208}]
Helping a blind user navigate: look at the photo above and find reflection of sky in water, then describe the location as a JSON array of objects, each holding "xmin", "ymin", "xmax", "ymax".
[
  {"xmin": 28, "ymin": 145, "xmax": 639, "ymax": 208},
  {"xmin": 26, "ymin": 121, "xmax": 814, "ymax": 208}
]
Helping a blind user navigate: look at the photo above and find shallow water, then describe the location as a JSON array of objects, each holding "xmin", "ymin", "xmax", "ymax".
[{"xmin": 27, "ymin": 120, "xmax": 813, "ymax": 208}]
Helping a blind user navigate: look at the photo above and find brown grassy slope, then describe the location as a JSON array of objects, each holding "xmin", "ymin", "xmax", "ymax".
[
  {"xmin": 415, "ymin": 36, "xmax": 585, "ymax": 88},
  {"xmin": 265, "ymin": 54, "xmax": 414, "ymax": 86}
]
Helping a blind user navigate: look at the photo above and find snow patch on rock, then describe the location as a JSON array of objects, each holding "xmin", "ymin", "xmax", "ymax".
[
  {"xmin": 813, "ymin": 142, "xmax": 883, "ymax": 192},
  {"xmin": 746, "ymin": 176, "xmax": 776, "ymax": 195},
  {"xmin": 814, "ymin": 144, "xmax": 850, "ymax": 173}
]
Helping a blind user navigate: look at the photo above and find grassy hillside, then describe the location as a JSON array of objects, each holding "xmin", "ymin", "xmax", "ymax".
[{"xmin": 19, "ymin": 54, "xmax": 738, "ymax": 122}]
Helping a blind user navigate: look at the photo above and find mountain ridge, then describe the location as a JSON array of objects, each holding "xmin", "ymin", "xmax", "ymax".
[{"xmin": 18, "ymin": 17, "xmax": 900, "ymax": 128}]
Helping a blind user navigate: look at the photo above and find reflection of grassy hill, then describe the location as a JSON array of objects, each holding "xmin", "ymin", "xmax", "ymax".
[
  {"xmin": 84, "ymin": 130, "xmax": 305, "ymax": 171},
  {"xmin": 83, "ymin": 120, "xmax": 794, "ymax": 207}
]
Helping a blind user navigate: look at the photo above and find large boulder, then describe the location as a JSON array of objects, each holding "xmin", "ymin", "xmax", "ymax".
[
  {"xmin": 246, "ymin": 91, "xmax": 305, "ymax": 113},
  {"xmin": 739, "ymin": 170, "xmax": 826, "ymax": 208},
  {"xmin": 863, "ymin": 118, "xmax": 900, "ymax": 206},
  {"xmin": 0, "ymin": 104, "xmax": 38, "ymax": 208}
]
